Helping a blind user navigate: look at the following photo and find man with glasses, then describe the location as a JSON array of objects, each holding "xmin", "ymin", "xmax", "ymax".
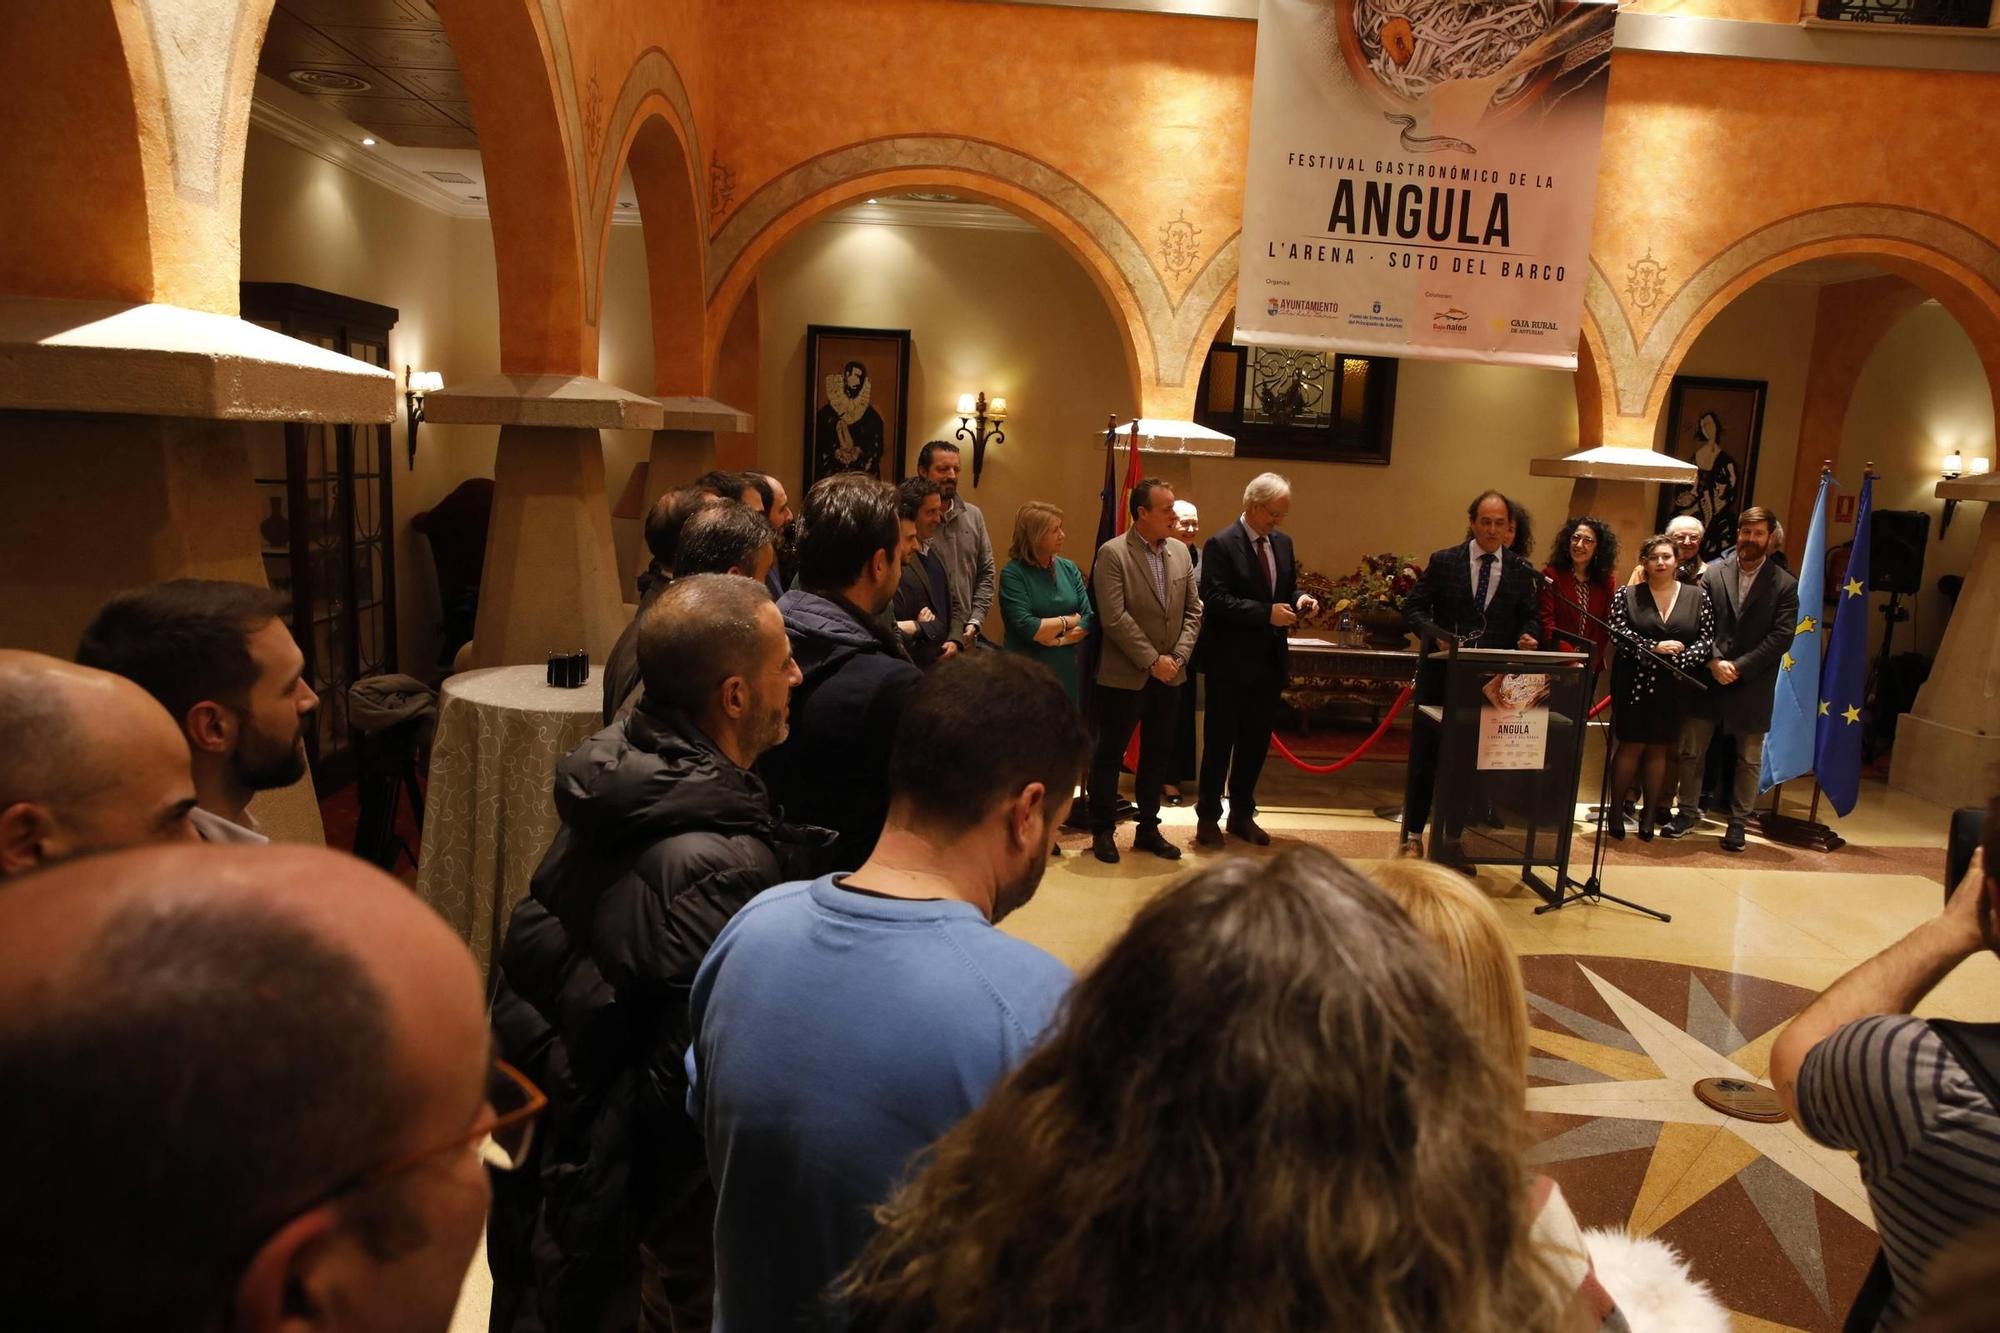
[
  {"xmin": 0, "ymin": 842, "xmax": 538, "ymax": 1333},
  {"xmin": 1399, "ymin": 490, "xmax": 1542, "ymax": 861}
]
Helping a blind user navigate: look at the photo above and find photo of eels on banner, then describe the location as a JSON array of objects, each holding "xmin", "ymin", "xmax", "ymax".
[{"xmin": 1235, "ymin": 0, "xmax": 1619, "ymax": 369}]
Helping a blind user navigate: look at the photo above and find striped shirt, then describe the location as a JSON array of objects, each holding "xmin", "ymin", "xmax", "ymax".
[
  {"xmin": 1140, "ymin": 535, "xmax": 1168, "ymax": 606},
  {"xmin": 1796, "ymin": 1014, "xmax": 2000, "ymax": 1329}
]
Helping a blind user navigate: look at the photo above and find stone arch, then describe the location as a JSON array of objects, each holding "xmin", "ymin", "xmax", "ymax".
[
  {"xmin": 703, "ymin": 137, "xmax": 1241, "ymax": 417},
  {"xmin": 436, "ymin": 0, "xmax": 591, "ymax": 375},
  {"xmin": 592, "ymin": 48, "xmax": 708, "ymax": 394},
  {"xmin": 3, "ymin": 3, "xmax": 159, "ymax": 304},
  {"xmin": 1578, "ymin": 206, "xmax": 2000, "ymax": 450},
  {"xmin": 5, "ymin": 0, "xmax": 273, "ymax": 312}
]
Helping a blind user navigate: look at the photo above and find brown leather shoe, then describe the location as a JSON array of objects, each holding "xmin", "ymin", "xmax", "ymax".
[
  {"xmin": 1226, "ymin": 816, "xmax": 1272, "ymax": 847},
  {"xmin": 1196, "ymin": 819, "xmax": 1226, "ymax": 849}
]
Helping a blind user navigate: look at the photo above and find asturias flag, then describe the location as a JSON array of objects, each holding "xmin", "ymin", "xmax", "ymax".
[
  {"xmin": 1759, "ymin": 470, "xmax": 1830, "ymax": 792},
  {"xmin": 1816, "ymin": 473, "xmax": 1875, "ymax": 816}
]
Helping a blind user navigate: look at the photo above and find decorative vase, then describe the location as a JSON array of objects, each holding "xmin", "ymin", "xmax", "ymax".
[
  {"xmin": 1353, "ymin": 605, "xmax": 1411, "ymax": 648},
  {"xmin": 259, "ymin": 496, "xmax": 288, "ymax": 549}
]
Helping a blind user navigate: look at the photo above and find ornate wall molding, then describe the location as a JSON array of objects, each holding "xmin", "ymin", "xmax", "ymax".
[
  {"xmin": 706, "ymin": 136, "xmax": 1238, "ymax": 390},
  {"xmin": 1587, "ymin": 204, "xmax": 2000, "ymax": 422}
]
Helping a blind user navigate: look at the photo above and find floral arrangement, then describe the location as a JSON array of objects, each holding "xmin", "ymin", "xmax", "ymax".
[{"xmin": 1327, "ymin": 551, "xmax": 1424, "ymax": 616}]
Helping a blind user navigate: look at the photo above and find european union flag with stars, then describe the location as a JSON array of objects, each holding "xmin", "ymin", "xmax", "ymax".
[
  {"xmin": 1760, "ymin": 470, "xmax": 1829, "ymax": 793},
  {"xmin": 1816, "ymin": 473, "xmax": 1875, "ymax": 816}
]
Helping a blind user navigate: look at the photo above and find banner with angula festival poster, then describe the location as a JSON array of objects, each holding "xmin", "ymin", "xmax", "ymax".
[{"xmin": 1234, "ymin": 0, "xmax": 1619, "ymax": 370}]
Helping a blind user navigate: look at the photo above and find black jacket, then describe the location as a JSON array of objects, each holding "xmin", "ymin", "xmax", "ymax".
[
  {"xmin": 1693, "ymin": 554, "xmax": 1800, "ymax": 733},
  {"xmin": 1197, "ymin": 521, "xmax": 1305, "ymax": 682},
  {"xmin": 758, "ymin": 589, "xmax": 923, "ymax": 871},
  {"xmin": 1404, "ymin": 542, "xmax": 1542, "ymax": 699},
  {"xmin": 601, "ymin": 577, "xmax": 665, "ymax": 724},
  {"xmin": 893, "ymin": 546, "xmax": 953, "ymax": 669},
  {"xmin": 487, "ymin": 699, "xmax": 829, "ymax": 1333}
]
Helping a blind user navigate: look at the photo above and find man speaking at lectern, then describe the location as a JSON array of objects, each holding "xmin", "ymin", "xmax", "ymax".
[{"xmin": 1399, "ymin": 490, "xmax": 1543, "ymax": 860}]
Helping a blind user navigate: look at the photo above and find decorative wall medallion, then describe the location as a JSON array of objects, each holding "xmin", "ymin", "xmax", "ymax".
[
  {"xmin": 1160, "ymin": 209, "xmax": 1202, "ymax": 279},
  {"xmin": 1626, "ymin": 248, "xmax": 1666, "ymax": 317},
  {"xmin": 710, "ymin": 152, "xmax": 736, "ymax": 217},
  {"xmin": 582, "ymin": 75, "xmax": 604, "ymax": 172}
]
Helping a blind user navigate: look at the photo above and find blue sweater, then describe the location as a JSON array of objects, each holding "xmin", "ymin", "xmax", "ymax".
[{"xmin": 687, "ymin": 875, "xmax": 1073, "ymax": 1331}]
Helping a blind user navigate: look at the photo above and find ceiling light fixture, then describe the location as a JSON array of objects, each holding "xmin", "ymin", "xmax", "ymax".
[{"xmin": 361, "ymin": 137, "xmax": 376, "ymax": 147}]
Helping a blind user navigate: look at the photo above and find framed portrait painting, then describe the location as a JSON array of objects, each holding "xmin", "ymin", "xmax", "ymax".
[
  {"xmin": 803, "ymin": 325, "xmax": 911, "ymax": 487},
  {"xmin": 1655, "ymin": 375, "xmax": 1767, "ymax": 562}
]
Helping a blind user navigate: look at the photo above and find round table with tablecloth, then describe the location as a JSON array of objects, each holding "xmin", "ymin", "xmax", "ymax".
[{"xmin": 415, "ymin": 665, "xmax": 604, "ymax": 978}]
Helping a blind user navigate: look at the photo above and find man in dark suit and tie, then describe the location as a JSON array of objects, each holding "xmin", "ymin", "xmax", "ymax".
[
  {"xmin": 1399, "ymin": 490, "xmax": 1543, "ymax": 858},
  {"xmin": 1670, "ymin": 506, "xmax": 1798, "ymax": 851},
  {"xmin": 1192, "ymin": 473, "xmax": 1319, "ymax": 848}
]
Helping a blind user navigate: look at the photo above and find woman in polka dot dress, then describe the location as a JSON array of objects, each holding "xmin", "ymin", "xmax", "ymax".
[{"xmin": 1607, "ymin": 534, "xmax": 1715, "ymax": 841}]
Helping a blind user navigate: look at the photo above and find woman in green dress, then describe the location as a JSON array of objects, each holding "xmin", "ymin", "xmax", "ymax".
[{"xmin": 999, "ymin": 501, "xmax": 1093, "ymax": 703}]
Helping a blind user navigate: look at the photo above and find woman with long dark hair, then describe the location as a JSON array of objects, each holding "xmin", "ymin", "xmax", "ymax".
[
  {"xmin": 1608, "ymin": 534, "xmax": 1715, "ymax": 841},
  {"xmin": 843, "ymin": 848, "xmax": 1566, "ymax": 1333},
  {"xmin": 1539, "ymin": 515, "xmax": 1619, "ymax": 674}
]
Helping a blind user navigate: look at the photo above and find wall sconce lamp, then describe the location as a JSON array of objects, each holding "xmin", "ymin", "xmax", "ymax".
[
  {"xmin": 954, "ymin": 391, "xmax": 1007, "ymax": 487},
  {"xmin": 405, "ymin": 367, "xmax": 442, "ymax": 470},
  {"xmin": 1940, "ymin": 450, "xmax": 1991, "ymax": 538}
]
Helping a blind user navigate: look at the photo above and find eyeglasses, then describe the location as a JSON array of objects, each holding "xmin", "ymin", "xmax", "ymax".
[
  {"xmin": 373, "ymin": 1058, "xmax": 548, "ymax": 1179},
  {"xmin": 268, "ymin": 1060, "xmax": 546, "ymax": 1231}
]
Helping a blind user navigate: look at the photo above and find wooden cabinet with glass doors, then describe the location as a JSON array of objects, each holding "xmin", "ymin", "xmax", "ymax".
[{"xmin": 239, "ymin": 283, "xmax": 399, "ymax": 790}]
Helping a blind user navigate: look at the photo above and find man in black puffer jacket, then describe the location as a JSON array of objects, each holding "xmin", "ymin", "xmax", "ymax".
[
  {"xmin": 759, "ymin": 473, "xmax": 923, "ymax": 871},
  {"xmin": 487, "ymin": 573, "xmax": 829, "ymax": 1333}
]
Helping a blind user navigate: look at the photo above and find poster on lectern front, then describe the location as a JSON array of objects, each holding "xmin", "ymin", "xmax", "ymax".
[{"xmin": 1235, "ymin": 0, "xmax": 1618, "ymax": 370}]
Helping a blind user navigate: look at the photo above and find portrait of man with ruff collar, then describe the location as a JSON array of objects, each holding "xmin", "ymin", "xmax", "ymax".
[{"xmin": 805, "ymin": 325, "xmax": 911, "ymax": 485}]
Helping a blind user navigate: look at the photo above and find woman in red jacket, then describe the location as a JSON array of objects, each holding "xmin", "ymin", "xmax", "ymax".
[{"xmin": 1539, "ymin": 516, "xmax": 1618, "ymax": 678}]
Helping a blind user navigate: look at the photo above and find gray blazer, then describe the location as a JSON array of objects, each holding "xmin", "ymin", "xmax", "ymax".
[{"xmin": 1092, "ymin": 527, "xmax": 1202, "ymax": 690}]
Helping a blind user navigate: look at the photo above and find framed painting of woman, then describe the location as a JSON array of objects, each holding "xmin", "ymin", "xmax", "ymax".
[{"xmin": 1655, "ymin": 376, "xmax": 1766, "ymax": 562}]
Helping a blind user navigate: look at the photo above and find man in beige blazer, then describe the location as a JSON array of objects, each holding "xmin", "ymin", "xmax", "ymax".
[{"xmin": 1088, "ymin": 478, "xmax": 1202, "ymax": 863}]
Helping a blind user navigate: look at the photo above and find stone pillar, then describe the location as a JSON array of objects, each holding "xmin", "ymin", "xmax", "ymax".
[
  {"xmin": 0, "ymin": 296, "xmax": 398, "ymax": 844},
  {"xmin": 421, "ymin": 374, "xmax": 665, "ymax": 668},
  {"xmin": 1890, "ymin": 474, "xmax": 2000, "ymax": 805},
  {"xmin": 632, "ymin": 396, "xmax": 756, "ymax": 584},
  {"xmin": 1530, "ymin": 446, "xmax": 1701, "ymax": 574}
]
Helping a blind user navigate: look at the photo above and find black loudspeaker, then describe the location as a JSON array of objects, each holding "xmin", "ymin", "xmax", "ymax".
[{"xmin": 1869, "ymin": 509, "xmax": 1929, "ymax": 595}]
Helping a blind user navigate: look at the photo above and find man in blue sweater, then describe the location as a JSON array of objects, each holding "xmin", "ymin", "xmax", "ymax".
[{"xmin": 688, "ymin": 651, "xmax": 1089, "ymax": 1330}]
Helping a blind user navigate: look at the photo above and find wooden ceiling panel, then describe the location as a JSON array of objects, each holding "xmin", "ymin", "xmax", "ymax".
[
  {"xmin": 317, "ymin": 26, "xmax": 457, "ymax": 70},
  {"xmin": 385, "ymin": 66, "xmax": 467, "ymax": 101},
  {"xmin": 278, "ymin": 0, "xmax": 441, "ymax": 30}
]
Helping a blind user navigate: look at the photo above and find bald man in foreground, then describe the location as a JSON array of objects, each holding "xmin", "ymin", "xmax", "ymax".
[
  {"xmin": 0, "ymin": 844, "xmax": 524, "ymax": 1333},
  {"xmin": 0, "ymin": 649, "xmax": 198, "ymax": 875}
]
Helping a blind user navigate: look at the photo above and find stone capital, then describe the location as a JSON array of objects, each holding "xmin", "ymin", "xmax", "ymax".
[
  {"xmin": 655, "ymin": 395, "xmax": 753, "ymax": 434},
  {"xmin": 422, "ymin": 374, "xmax": 667, "ymax": 431},
  {"xmin": 0, "ymin": 297, "xmax": 394, "ymax": 423}
]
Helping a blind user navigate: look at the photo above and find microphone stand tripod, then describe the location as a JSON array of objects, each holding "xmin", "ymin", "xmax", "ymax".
[{"xmin": 1533, "ymin": 579, "xmax": 1709, "ymax": 922}]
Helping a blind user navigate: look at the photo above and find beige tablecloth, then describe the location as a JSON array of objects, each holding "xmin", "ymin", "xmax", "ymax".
[{"xmin": 415, "ymin": 665, "xmax": 603, "ymax": 977}]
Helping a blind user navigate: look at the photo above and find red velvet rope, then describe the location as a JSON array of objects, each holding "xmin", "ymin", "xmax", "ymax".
[
  {"xmin": 1270, "ymin": 686, "xmax": 1608, "ymax": 775},
  {"xmin": 1270, "ymin": 685, "xmax": 1414, "ymax": 774}
]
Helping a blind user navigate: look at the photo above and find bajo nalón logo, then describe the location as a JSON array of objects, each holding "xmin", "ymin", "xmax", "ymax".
[{"xmin": 1432, "ymin": 307, "xmax": 1469, "ymax": 333}]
